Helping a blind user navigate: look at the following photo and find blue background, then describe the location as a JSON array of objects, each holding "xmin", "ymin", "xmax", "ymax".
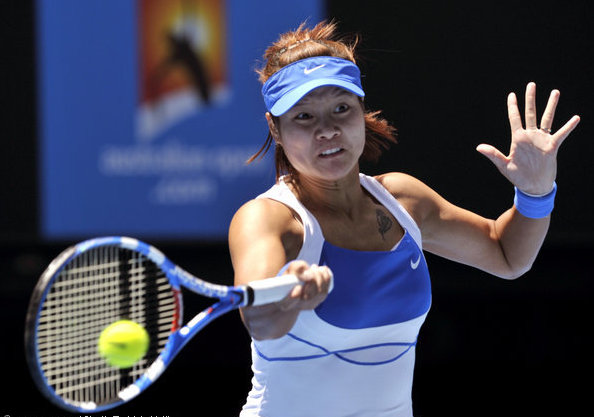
[{"xmin": 37, "ymin": 0, "xmax": 322, "ymax": 239}]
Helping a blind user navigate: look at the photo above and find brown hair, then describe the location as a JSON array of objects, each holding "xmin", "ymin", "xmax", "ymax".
[{"xmin": 247, "ymin": 21, "xmax": 397, "ymax": 179}]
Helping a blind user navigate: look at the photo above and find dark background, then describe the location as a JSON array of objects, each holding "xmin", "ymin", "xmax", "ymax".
[{"xmin": 2, "ymin": 1, "xmax": 592, "ymax": 416}]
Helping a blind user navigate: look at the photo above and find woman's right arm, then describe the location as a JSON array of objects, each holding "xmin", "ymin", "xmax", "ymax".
[{"xmin": 229, "ymin": 198, "xmax": 332, "ymax": 340}]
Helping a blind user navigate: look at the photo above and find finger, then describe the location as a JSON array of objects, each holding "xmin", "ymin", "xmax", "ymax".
[
  {"xmin": 507, "ymin": 92, "xmax": 523, "ymax": 132},
  {"xmin": 306, "ymin": 265, "xmax": 322, "ymax": 297},
  {"xmin": 286, "ymin": 260, "xmax": 309, "ymax": 277},
  {"xmin": 476, "ymin": 144, "xmax": 509, "ymax": 173},
  {"xmin": 298, "ymin": 264, "xmax": 321, "ymax": 299},
  {"xmin": 319, "ymin": 266, "xmax": 333, "ymax": 292},
  {"xmin": 300, "ymin": 264, "xmax": 317, "ymax": 281},
  {"xmin": 540, "ymin": 89, "xmax": 560, "ymax": 132},
  {"xmin": 311, "ymin": 264, "xmax": 330, "ymax": 295},
  {"xmin": 525, "ymin": 82, "xmax": 537, "ymax": 129},
  {"xmin": 550, "ymin": 115, "xmax": 580, "ymax": 149}
]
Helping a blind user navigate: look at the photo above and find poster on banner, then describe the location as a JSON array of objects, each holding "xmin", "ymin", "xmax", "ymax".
[{"xmin": 37, "ymin": 0, "xmax": 323, "ymax": 239}]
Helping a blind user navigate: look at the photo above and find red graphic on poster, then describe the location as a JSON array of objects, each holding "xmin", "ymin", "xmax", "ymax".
[{"xmin": 137, "ymin": 0, "xmax": 228, "ymax": 140}]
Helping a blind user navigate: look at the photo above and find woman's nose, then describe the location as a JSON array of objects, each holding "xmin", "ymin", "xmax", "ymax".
[{"xmin": 316, "ymin": 117, "xmax": 340, "ymax": 140}]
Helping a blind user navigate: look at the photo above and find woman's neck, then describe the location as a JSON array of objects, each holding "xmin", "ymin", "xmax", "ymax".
[{"xmin": 285, "ymin": 167, "xmax": 366, "ymax": 219}]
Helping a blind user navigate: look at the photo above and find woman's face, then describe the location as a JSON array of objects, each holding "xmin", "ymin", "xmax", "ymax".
[{"xmin": 272, "ymin": 86, "xmax": 366, "ymax": 182}]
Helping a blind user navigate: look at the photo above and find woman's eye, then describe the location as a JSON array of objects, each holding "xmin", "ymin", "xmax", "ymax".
[
  {"xmin": 295, "ymin": 112, "xmax": 312, "ymax": 120},
  {"xmin": 335, "ymin": 104, "xmax": 349, "ymax": 113}
]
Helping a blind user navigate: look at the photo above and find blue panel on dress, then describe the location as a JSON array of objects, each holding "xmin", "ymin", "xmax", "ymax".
[{"xmin": 316, "ymin": 232, "xmax": 431, "ymax": 328}]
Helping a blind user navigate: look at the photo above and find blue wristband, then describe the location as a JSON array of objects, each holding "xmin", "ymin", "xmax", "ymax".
[{"xmin": 513, "ymin": 182, "xmax": 557, "ymax": 218}]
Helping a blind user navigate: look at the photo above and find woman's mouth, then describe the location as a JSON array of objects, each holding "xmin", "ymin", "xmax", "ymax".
[{"xmin": 319, "ymin": 147, "xmax": 343, "ymax": 158}]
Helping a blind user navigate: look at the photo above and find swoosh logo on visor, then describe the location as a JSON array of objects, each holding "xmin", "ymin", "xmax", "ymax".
[{"xmin": 303, "ymin": 64, "xmax": 326, "ymax": 75}]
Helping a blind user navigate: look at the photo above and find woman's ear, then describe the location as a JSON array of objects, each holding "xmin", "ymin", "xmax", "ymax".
[{"xmin": 265, "ymin": 112, "xmax": 280, "ymax": 143}]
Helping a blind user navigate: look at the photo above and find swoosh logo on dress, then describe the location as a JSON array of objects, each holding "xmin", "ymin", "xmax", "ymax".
[
  {"xmin": 304, "ymin": 64, "xmax": 325, "ymax": 74},
  {"xmin": 410, "ymin": 254, "xmax": 421, "ymax": 270}
]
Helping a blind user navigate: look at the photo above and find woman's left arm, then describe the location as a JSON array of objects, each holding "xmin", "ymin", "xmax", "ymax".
[
  {"xmin": 476, "ymin": 82, "xmax": 579, "ymax": 277},
  {"xmin": 398, "ymin": 82, "xmax": 580, "ymax": 279}
]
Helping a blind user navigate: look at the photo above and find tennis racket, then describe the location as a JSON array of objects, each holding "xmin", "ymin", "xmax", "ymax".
[{"xmin": 25, "ymin": 236, "xmax": 328, "ymax": 412}]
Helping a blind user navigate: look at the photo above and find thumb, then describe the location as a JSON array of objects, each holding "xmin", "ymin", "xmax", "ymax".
[{"xmin": 476, "ymin": 144, "xmax": 509, "ymax": 173}]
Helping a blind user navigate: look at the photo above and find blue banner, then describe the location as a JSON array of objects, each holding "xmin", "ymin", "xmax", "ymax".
[{"xmin": 37, "ymin": 0, "xmax": 323, "ymax": 240}]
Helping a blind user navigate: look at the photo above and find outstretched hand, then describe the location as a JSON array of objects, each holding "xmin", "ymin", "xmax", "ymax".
[
  {"xmin": 278, "ymin": 261, "xmax": 333, "ymax": 312},
  {"xmin": 476, "ymin": 82, "xmax": 580, "ymax": 195}
]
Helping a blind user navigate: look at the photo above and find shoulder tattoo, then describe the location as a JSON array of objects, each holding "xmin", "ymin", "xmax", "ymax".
[{"xmin": 376, "ymin": 209, "xmax": 392, "ymax": 241}]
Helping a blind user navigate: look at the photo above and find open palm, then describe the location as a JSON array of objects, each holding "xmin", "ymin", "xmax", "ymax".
[{"xmin": 477, "ymin": 82, "xmax": 580, "ymax": 195}]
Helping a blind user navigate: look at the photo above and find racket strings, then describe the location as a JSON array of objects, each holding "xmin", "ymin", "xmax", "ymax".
[{"xmin": 36, "ymin": 246, "xmax": 178, "ymax": 407}]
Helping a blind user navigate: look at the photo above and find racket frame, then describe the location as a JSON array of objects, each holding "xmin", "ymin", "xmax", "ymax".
[{"xmin": 25, "ymin": 236, "xmax": 301, "ymax": 412}]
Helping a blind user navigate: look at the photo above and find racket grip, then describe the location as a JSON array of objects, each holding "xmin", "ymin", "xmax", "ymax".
[{"xmin": 246, "ymin": 271, "xmax": 334, "ymax": 306}]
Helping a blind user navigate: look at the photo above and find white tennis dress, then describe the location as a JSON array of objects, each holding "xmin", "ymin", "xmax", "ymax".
[{"xmin": 240, "ymin": 174, "xmax": 432, "ymax": 417}]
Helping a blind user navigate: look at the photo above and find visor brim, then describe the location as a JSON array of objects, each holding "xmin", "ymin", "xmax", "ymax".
[{"xmin": 269, "ymin": 79, "xmax": 365, "ymax": 116}]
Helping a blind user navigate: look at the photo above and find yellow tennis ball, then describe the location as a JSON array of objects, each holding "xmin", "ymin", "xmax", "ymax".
[{"xmin": 98, "ymin": 320, "xmax": 149, "ymax": 368}]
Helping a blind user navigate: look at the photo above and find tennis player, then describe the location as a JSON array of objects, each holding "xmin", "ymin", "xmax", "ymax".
[{"xmin": 229, "ymin": 21, "xmax": 580, "ymax": 417}]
